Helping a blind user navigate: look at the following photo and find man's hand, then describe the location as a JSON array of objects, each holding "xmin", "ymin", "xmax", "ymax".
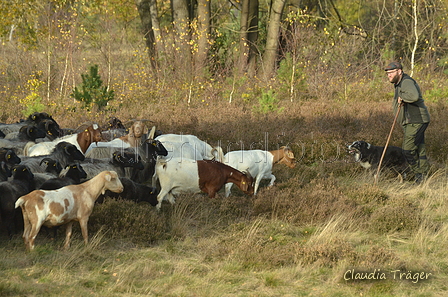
[{"xmin": 398, "ymin": 97, "xmax": 404, "ymax": 105}]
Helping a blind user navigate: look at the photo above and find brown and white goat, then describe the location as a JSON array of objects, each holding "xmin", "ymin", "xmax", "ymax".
[
  {"xmin": 155, "ymin": 158, "xmax": 254, "ymax": 210},
  {"xmin": 26, "ymin": 124, "xmax": 102, "ymax": 156},
  {"xmin": 15, "ymin": 170, "xmax": 123, "ymax": 251},
  {"xmin": 223, "ymin": 146, "xmax": 296, "ymax": 197}
]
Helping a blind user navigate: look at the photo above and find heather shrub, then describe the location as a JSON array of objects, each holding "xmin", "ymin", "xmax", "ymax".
[
  {"xmin": 296, "ymin": 237, "xmax": 358, "ymax": 267},
  {"xmin": 252, "ymin": 176, "xmax": 358, "ymax": 224},
  {"xmin": 89, "ymin": 198, "xmax": 168, "ymax": 244},
  {"xmin": 368, "ymin": 197, "xmax": 423, "ymax": 234},
  {"xmin": 345, "ymin": 184, "xmax": 389, "ymax": 205},
  {"xmin": 361, "ymin": 245, "xmax": 398, "ymax": 268}
]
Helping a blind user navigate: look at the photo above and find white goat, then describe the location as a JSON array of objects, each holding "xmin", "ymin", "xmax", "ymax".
[
  {"xmin": 155, "ymin": 134, "xmax": 224, "ymax": 162},
  {"xmin": 223, "ymin": 146, "xmax": 296, "ymax": 197},
  {"xmin": 15, "ymin": 170, "xmax": 123, "ymax": 251}
]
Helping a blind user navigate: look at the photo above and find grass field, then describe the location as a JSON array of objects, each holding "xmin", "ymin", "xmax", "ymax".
[{"xmin": 1, "ymin": 99, "xmax": 448, "ymax": 296}]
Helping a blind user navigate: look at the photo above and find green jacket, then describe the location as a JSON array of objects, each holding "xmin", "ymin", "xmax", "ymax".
[{"xmin": 393, "ymin": 73, "xmax": 430, "ymax": 125}]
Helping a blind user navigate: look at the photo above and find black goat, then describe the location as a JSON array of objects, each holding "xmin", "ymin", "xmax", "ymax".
[
  {"xmin": 36, "ymin": 119, "xmax": 62, "ymax": 140},
  {"xmin": 102, "ymin": 117, "xmax": 126, "ymax": 130},
  {"xmin": 132, "ymin": 139, "xmax": 168, "ymax": 184},
  {"xmin": 80, "ymin": 150, "xmax": 145, "ymax": 180},
  {"xmin": 39, "ymin": 163, "xmax": 88, "ymax": 190},
  {"xmin": 98, "ymin": 177, "xmax": 158, "ymax": 206},
  {"xmin": 39, "ymin": 158, "xmax": 63, "ymax": 176},
  {"xmin": 0, "ymin": 165, "xmax": 35, "ymax": 237},
  {"xmin": 0, "ymin": 112, "xmax": 60, "ymax": 136},
  {"xmin": 20, "ymin": 141, "xmax": 85, "ymax": 173},
  {"xmin": 6, "ymin": 125, "xmax": 47, "ymax": 142},
  {"xmin": 0, "ymin": 125, "xmax": 47, "ymax": 155},
  {"xmin": 112, "ymin": 150, "xmax": 144, "ymax": 179},
  {"xmin": 0, "ymin": 161, "xmax": 11, "ymax": 181},
  {"xmin": 0, "ymin": 148, "xmax": 21, "ymax": 168}
]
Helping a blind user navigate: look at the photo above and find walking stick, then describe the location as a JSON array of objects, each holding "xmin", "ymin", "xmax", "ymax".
[{"xmin": 374, "ymin": 103, "xmax": 402, "ymax": 185}]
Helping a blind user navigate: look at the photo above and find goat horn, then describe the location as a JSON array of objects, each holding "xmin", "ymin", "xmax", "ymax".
[
  {"xmin": 39, "ymin": 157, "xmax": 54, "ymax": 166},
  {"xmin": 147, "ymin": 126, "xmax": 156, "ymax": 140}
]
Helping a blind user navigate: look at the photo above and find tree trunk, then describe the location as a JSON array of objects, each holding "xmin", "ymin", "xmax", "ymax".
[
  {"xmin": 247, "ymin": 0, "xmax": 259, "ymax": 76},
  {"xmin": 261, "ymin": 0, "xmax": 286, "ymax": 81},
  {"xmin": 136, "ymin": 0, "xmax": 157, "ymax": 69},
  {"xmin": 149, "ymin": 0, "xmax": 163, "ymax": 55},
  {"xmin": 171, "ymin": 0, "xmax": 192, "ymax": 70},
  {"xmin": 195, "ymin": 0, "xmax": 211, "ymax": 74},
  {"xmin": 238, "ymin": 0, "xmax": 259, "ymax": 76}
]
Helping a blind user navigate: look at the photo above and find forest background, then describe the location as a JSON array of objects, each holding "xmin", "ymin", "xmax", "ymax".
[
  {"xmin": 1, "ymin": 0, "xmax": 448, "ymax": 296},
  {"xmin": 0, "ymin": 0, "xmax": 447, "ymax": 120}
]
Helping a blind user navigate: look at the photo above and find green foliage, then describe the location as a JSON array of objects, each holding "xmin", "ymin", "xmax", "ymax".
[
  {"xmin": 70, "ymin": 64, "xmax": 114, "ymax": 111},
  {"xmin": 209, "ymin": 24, "xmax": 238, "ymax": 74},
  {"xmin": 424, "ymin": 78, "xmax": 448, "ymax": 103},
  {"xmin": 438, "ymin": 55, "xmax": 448, "ymax": 75},
  {"xmin": 276, "ymin": 53, "xmax": 307, "ymax": 100},
  {"xmin": 380, "ymin": 43, "xmax": 396, "ymax": 63},
  {"xmin": 253, "ymin": 89, "xmax": 284, "ymax": 114}
]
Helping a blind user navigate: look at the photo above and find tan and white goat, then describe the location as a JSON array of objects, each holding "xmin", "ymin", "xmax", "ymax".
[{"xmin": 15, "ymin": 170, "xmax": 123, "ymax": 251}]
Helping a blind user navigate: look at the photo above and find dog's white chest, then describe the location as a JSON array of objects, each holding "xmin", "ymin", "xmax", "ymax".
[{"xmin": 360, "ymin": 161, "xmax": 372, "ymax": 169}]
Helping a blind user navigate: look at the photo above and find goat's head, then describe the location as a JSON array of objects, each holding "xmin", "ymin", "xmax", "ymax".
[
  {"xmin": 0, "ymin": 148, "xmax": 21, "ymax": 165},
  {"xmin": 112, "ymin": 151, "xmax": 144, "ymax": 170},
  {"xmin": 104, "ymin": 117, "xmax": 125, "ymax": 130},
  {"xmin": 39, "ymin": 119, "xmax": 62, "ymax": 139},
  {"xmin": 102, "ymin": 171, "xmax": 124, "ymax": 194},
  {"xmin": 85, "ymin": 124, "xmax": 103, "ymax": 144},
  {"xmin": 11, "ymin": 164, "xmax": 34, "ymax": 180},
  {"xmin": 40, "ymin": 157, "xmax": 63, "ymax": 175},
  {"xmin": 278, "ymin": 146, "xmax": 296, "ymax": 168},
  {"xmin": 65, "ymin": 163, "xmax": 88, "ymax": 179},
  {"xmin": 240, "ymin": 170, "xmax": 254, "ymax": 195},
  {"xmin": 56, "ymin": 142, "xmax": 86, "ymax": 161},
  {"xmin": 20, "ymin": 125, "xmax": 46, "ymax": 141},
  {"xmin": 128, "ymin": 121, "xmax": 148, "ymax": 139},
  {"xmin": 143, "ymin": 139, "xmax": 168, "ymax": 159}
]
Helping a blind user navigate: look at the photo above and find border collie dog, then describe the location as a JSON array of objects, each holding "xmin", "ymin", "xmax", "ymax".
[{"xmin": 347, "ymin": 140, "xmax": 409, "ymax": 173}]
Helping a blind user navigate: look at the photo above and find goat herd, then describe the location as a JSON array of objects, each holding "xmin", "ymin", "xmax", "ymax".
[{"xmin": 0, "ymin": 112, "xmax": 297, "ymax": 251}]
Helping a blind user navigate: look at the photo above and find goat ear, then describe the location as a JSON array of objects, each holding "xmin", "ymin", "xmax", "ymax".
[
  {"xmin": 128, "ymin": 126, "xmax": 135, "ymax": 137},
  {"xmin": 105, "ymin": 173, "xmax": 112, "ymax": 181}
]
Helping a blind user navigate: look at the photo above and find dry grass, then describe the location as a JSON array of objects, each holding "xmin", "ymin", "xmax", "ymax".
[{"xmin": 1, "ymin": 100, "xmax": 448, "ymax": 296}]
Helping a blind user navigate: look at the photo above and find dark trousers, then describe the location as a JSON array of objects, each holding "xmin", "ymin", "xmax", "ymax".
[{"xmin": 402, "ymin": 123, "xmax": 429, "ymax": 175}]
